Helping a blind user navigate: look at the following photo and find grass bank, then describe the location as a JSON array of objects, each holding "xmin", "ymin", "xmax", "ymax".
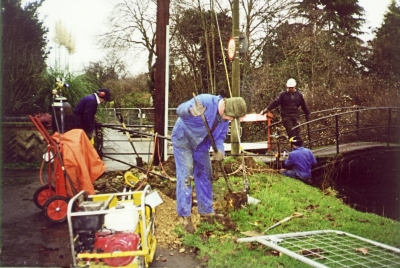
[{"xmin": 178, "ymin": 171, "xmax": 400, "ymax": 267}]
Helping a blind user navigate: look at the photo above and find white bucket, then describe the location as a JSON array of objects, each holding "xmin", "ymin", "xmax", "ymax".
[{"xmin": 104, "ymin": 203, "xmax": 139, "ymax": 232}]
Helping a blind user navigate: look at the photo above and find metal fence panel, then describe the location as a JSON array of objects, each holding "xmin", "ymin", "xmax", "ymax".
[{"xmin": 238, "ymin": 230, "xmax": 400, "ymax": 268}]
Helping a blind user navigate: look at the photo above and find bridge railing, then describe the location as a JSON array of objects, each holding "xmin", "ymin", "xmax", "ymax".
[
  {"xmin": 99, "ymin": 106, "xmax": 400, "ymax": 155},
  {"xmin": 291, "ymin": 107, "xmax": 400, "ymax": 154},
  {"xmin": 98, "ymin": 107, "xmax": 178, "ymax": 136}
]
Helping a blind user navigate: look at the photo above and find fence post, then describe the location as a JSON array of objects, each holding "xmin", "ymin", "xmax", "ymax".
[
  {"xmin": 387, "ymin": 108, "xmax": 392, "ymax": 147},
  {"xmin": 306, "ymin": 122, "xmax": 311, "ymax": 149},
  {"xmin": 356, "ymin": 108, "xmax": 360, "ymax": 141},
  {"xmin": 138, "ymin": 108, "xmax": 142, "ymax": 126},
  {"xmin": 335, "ymin": 115, "xmax": 339, "ymax": 154}
]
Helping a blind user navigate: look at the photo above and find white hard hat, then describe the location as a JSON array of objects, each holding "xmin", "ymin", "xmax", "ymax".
[{"xmin": 286, "ymin": 78, "xmax": 297, "ymax": 87}]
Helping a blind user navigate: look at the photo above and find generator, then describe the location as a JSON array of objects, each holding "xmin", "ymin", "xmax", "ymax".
[{"xmin": 67, "ymin": 185, "xmax": 162, "ymax": 267}]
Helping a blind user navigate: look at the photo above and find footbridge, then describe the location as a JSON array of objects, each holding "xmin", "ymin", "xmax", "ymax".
[{"xmin": 244, "ymin": 106, "xmax": 400, "ymax": 172}]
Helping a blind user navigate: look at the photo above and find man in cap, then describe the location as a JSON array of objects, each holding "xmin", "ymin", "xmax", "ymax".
[
  {"xmin": 280, "ymin": 136, "xmax": 317, "ymax": 184},
  {"xmin": 171, "ymin": 94, "xmax": 246, "ymax": 233},
  {"xmin": 72, "ymin": 88, "xmax": 111, "ymax": 139},
  {"xmin": 260, "ymin": 78, "xmax": 310, "ymax": 138}
]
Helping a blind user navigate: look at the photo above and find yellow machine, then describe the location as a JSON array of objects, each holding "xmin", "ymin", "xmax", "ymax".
[{"xmin": 67, "ymin": 184, "xmax": 161, "ymax": 267}]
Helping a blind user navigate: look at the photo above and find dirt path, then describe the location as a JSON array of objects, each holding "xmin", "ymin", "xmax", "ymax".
[{"xmin": 0, "ymin": 169, "xmax": 202, "ymax": 267}]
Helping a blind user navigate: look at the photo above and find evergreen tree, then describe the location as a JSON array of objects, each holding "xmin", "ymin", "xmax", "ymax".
[
  {"xmin": 367, "ymin": 0, "xmax": 400, "ymax": 83},
  {"xmin": 1, "ymin": 0, "xmax": 49, "ymax": 116},
  {"xmin": 296, "ymin": 0, "xmax": 365, "ymax": 73}
]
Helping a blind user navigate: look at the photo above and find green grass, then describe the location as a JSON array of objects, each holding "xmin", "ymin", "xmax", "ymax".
[{"xmin": 179, "ymin": 172, "xmax": 400, "ymax": 267}]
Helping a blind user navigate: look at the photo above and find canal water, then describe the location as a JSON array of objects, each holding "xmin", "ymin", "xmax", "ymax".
[{"xmin": 332, "ymin": 150, "xmax": 399, "ymax": 221}]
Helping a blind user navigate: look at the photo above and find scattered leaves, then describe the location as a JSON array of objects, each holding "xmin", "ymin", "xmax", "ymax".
[
  {"xmin": 305, "ymin": 204, "xmax": 319, "ymax": 212},
  {"xmin": 160, "ymin": 257, "xmax": 167, "ymax": 262},
  {"xmin": 201, "ymin": 255, "xmax": 209, "ymax": 263},
  {"xmin": 323, "ymin": 187, "xmax": 338, "ymax": 196},
  {"xmin": 241, "ymin": 231, "xmax": 262, "ymax": 237},
  {"xmin": 298, "ymin": 248, "xmax": 326, "ymax": 259},
  {"xmin": 270, "ymin": 250, "xmax": 282, "ymax": 256},
  {"xmin": 355, "ymin": 248, "xmax": 369, "ymax": 255}
]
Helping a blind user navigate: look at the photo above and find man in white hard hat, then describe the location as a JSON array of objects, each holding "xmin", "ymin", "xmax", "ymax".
[{"xmin": 260, "ymin": 78, "xmax": 310, "ymax": 138}]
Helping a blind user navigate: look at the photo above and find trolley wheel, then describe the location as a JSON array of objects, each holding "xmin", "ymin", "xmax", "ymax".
[
  {"xmin": 33, "ymin": 185, "xmax": 56, "ymax": 209},
  {"xmin": 43, "ymin": 196, "xmax": 69, "ymax": 223}
]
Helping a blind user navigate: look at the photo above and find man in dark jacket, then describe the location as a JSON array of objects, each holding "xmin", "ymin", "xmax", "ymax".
[
  {"xmin": 72, "ymin": 88, "xmax": 111, "ymax": 139},
  {"xmin": 260, "ymin": 78, "xmax": 310, "ymax": 138},
  {"xmin": 281, "ymin": 136, "xmax": 317, "ymax": 183}
]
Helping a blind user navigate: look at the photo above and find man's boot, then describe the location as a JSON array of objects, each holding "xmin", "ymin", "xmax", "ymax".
[
  {"xmin": 179, "ymin": 216, "xmax": 195, "ymax": 234},
  {"xmin": 200, "ymin": 212, "xmax": 224, "ymax": 223}
]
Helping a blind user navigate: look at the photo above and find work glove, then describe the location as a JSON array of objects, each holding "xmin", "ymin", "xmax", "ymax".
[
  {"xmin": 211, "ymin": 150, "xmax": 224, "ymax": 161},
  {"xmin": 260, "ymin": 109, "xmax": 267, "ymax": 115},
  {"xmin": 190, "ymin": 102, "xmax": 206, "ymax": 116}
]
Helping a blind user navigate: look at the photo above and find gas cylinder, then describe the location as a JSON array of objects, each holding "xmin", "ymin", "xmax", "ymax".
[{"xmin": 51, "ymin": 78, "xmax": 72, "ymax": 134}]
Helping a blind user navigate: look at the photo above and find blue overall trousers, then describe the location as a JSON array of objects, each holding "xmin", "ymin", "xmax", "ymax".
[{"xmin": 171, "ymin": 94, "xmax": 229, "ymax": 216}]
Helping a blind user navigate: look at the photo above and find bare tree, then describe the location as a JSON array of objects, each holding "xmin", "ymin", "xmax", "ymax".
[
  {"xmin": 235, "ymin": 0, "xmax": 297, "ymax": 68},
  {"xmin": 98, "ymin": 0, "xmax": 157, "ymax": 74},
  {"xmin": 169, "ymin": 1, "xmax": 233, "ymax": 104}
]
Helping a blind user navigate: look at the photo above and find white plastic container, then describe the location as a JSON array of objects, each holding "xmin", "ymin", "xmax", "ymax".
[
  {"xmin": 104, "ymin": 203, "xmax": 139, "ymax": 232},
  {"xmin": 247, "ymin": 195, "xmax": 261, "ymax": 205}
]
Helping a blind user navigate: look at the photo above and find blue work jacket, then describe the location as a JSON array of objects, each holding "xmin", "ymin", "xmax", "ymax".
[
  {"xmin": 284, "ymin": 146, "xmax": 317, "ymax": 180},
  {"xmin": 72, "ymin": 94, "xmax": 99, "ymax": 134},
  {"xmin": 171, "ymin": 94, "xmax": 229, "ymax": 153}
]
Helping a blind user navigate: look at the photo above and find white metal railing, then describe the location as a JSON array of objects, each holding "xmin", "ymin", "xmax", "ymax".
[
  {"xmin": 238, "ymin": 230, "xmax": 400, "ymax": 267},
  {"xmin": 99, "ymin": 108, "xmax": 178, "ymax": 127}
]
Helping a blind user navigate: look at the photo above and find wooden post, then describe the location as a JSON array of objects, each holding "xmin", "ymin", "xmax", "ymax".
[
  {"xmin": 230, "ymin": 0, "xmax": 240, "ymax": 155},
  {"xmin": 154, "ymin": 0, "xmax": 170, "ymax": 165}
]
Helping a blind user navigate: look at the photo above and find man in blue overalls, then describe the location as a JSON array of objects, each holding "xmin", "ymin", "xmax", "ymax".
[
  {"xmin": 281, "ymin": 136, "xmax": 317, "ymax": 184},
  {"xmin": 172, "ymin": 94, "xmax": 246, "ymax": 233}
]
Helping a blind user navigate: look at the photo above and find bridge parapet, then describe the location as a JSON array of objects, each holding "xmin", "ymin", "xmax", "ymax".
[{"xmin": 289, "ymin": 106, "xmax": 400, "ymax": 154}]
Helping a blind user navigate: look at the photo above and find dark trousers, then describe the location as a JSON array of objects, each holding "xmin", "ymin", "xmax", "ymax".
[
  {"xmin": 282, "ymin": 115, "xmax": 300, "ymax": 138},
  {"xmin": 71, "ymin": 113, "xmax": 91, "ymax": 139}
]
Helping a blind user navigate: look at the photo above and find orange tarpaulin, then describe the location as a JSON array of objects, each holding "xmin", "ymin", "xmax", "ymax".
[{"xmin": 52, "ymin": 129, "xmax": 106, "ymax": 196}]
